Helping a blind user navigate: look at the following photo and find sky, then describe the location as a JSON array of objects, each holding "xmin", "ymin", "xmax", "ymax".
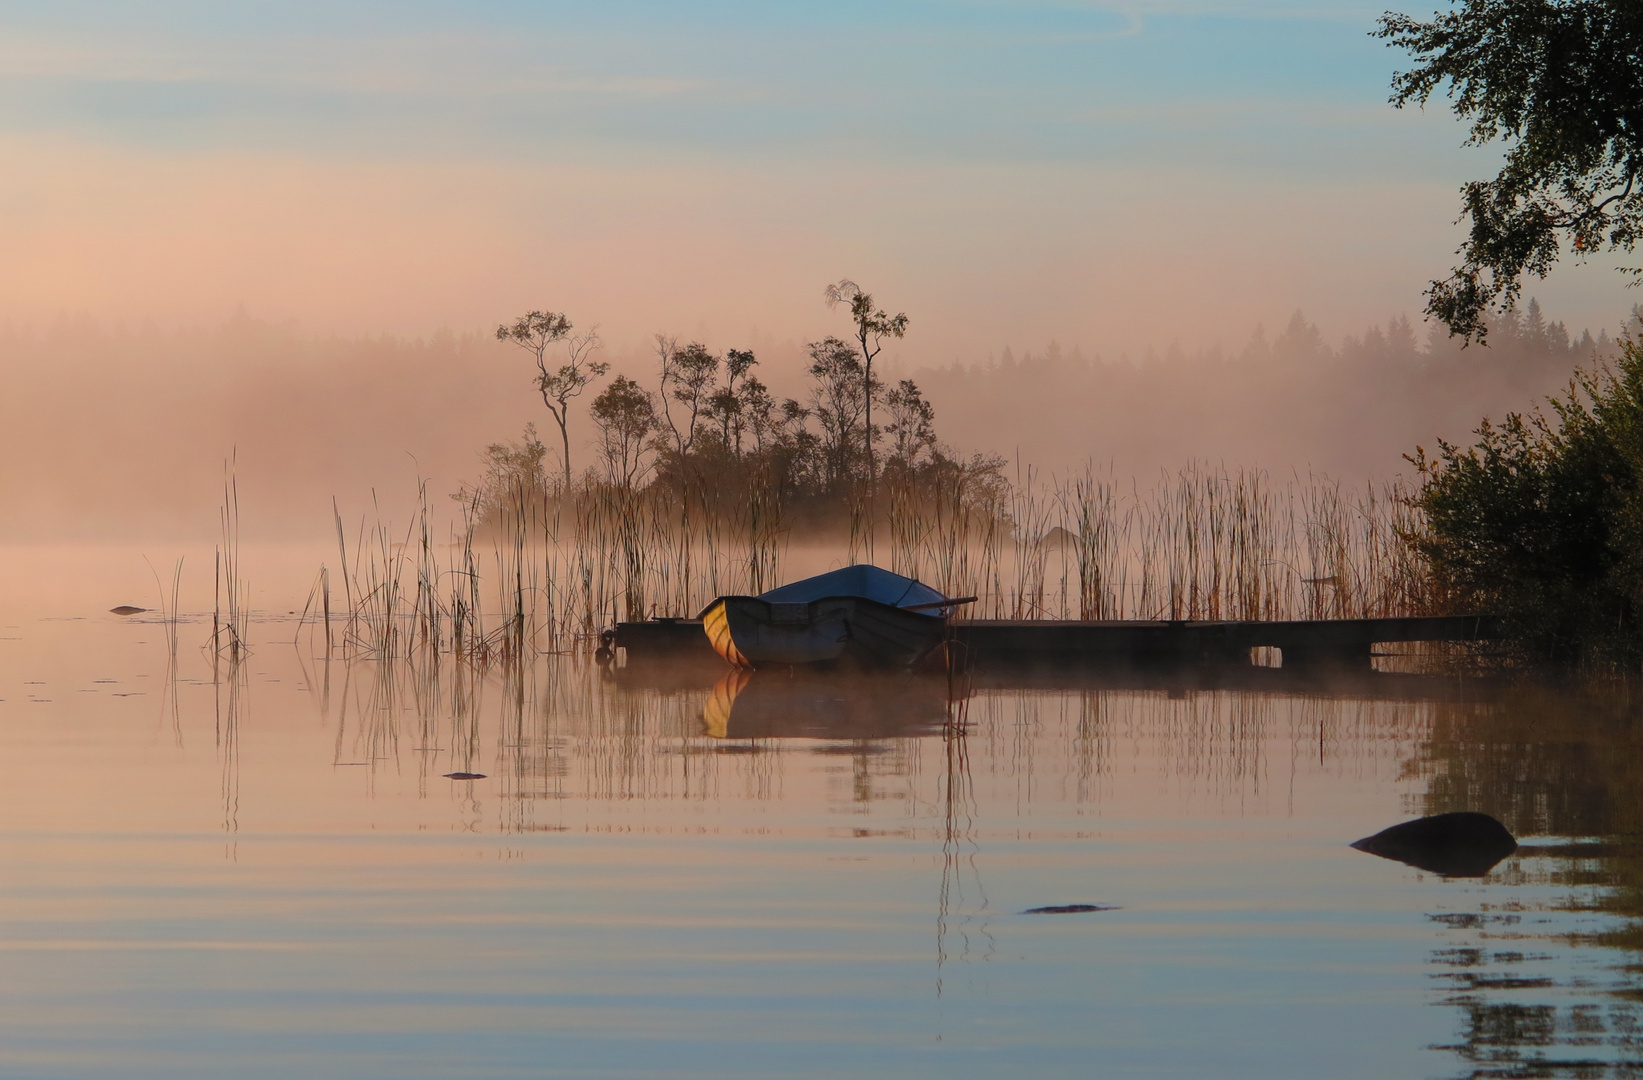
[
  {"xmin": 0, "ymin": 0, "xmax": 1636, "ymax": 361},
  {"xmin": 3, "ymin": 0, "xmax": 1641, "ymax": 548}
]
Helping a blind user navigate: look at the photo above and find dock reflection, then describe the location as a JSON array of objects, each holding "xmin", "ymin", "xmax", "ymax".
[{"xmin": 612, "ymin": 653, "xmax": 1505, "ymax": 704}]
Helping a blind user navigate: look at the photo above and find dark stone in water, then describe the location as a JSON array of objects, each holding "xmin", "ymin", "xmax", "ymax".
[
  {"xmin": 1023, "ymin": 904, "xmax": 1120, "ymax": 915},
  {"xmin": 109, "ymin": 606, "xmax": 147, "ymax": 615},
  {"xmin": 1350, "ymin": 812, "xmax": 1517, "ymax": 877},
  {"xmin": 444, "ymin": 772, "xmax": 487, "ymax": 780}
]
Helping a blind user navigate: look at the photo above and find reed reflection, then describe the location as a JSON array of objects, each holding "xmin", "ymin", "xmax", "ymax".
[
  {"xmin": 214, "ymin": 652, "xmax": 246, "ymax": 859},
  {"xmin": 697, "ymin": 668, "xmax": 995, "ymax": 988},
  {"xmin": 290, "ymin": 641, "xmax": 1643, "ymax": 1075},
  {"xmin": 937, "ymin": 687, "xmax": 994, "ymax": 995},
  {"xmin": 304, "ymin": 649, "xmax": 1483, "ymax": 824}
]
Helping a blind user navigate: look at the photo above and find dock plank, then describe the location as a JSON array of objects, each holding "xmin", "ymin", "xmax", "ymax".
[{"xmin": 612, "ymin": 614, "xmax": 1498, "ymax": 669}]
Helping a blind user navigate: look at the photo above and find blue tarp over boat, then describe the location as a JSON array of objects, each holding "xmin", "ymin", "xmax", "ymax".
[
  {"xmin": 757, "ymin": 565, "xmax": 947, "ymax": 609},
  {"xmin": 699, "ymin": 565, "xmax": 954, "ymax": 669}
]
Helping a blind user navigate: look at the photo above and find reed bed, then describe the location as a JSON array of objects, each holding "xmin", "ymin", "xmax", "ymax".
[{"xmin": 306, "ymin": 462, "xmax": 1435, "ymax": 663}]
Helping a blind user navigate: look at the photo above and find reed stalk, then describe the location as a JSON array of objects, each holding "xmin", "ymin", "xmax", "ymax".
[{"xmin": 313, "ymin": 459, "xmax": 1435, "ymax": 664}]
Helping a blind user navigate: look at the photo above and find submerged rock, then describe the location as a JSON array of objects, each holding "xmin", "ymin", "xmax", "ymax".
[
  {"xmin": 1022, "ymin": 904, "xmax": 1120, "ymax": 915},
  {"xmin": 109, "ymin": 606, "xmax": 147, "ymax": 615},
  {"xmin": 1350, "ymin": 812, "xmax": 1517, "ymax": 877},
  {"xmin": 443, "ymin": 772, "xmax": 487, "ymax": 780}
]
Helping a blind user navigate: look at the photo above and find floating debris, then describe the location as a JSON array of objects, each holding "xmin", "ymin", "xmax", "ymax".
[
  {"xmin": 444, "ymin": 772, "xmax": 487, "ymax": 780},
  {"xmin": 1023, "ymin": 904, "xmax": 1120, "ymax": 915},
  {"xmin": 1350, "ymin": 812, "xmax": 1517, "ymax": 877},
  {"xmin": 109, "ymin": 606, "xmax": 147, "ymax": 615}
]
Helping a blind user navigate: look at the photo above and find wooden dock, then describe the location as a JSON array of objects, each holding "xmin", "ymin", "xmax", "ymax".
[{"xmin": 609, "ymin": 614, "xmax": 1498, "ymax": 670}]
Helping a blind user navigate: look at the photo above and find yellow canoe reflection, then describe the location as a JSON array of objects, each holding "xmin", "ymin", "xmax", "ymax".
[{"xmin": 701, "ymin": 668, "xmax": 753, "ymax": 739}]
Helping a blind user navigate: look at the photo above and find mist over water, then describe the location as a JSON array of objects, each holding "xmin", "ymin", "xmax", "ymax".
[{"xmin": 2, "ymin": 303, "xmax": 1629, "ymax": 546}]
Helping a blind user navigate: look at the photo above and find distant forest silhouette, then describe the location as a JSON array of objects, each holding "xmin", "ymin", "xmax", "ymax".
[
  {"xmin": 0, "ymin": 302, "xmax": 1630, "ymax": 541},
  {"xmin": 914, "ymin": 302, "xmax": 1638, "ymax": 485}
]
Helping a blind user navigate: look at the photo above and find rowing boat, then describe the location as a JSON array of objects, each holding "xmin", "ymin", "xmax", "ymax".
[{"xmin": 699, "ymin": 564, "xmax": 969, "ymax": 670}]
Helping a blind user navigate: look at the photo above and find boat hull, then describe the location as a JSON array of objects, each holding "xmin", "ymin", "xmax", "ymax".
[{"xmin": 702, "ymin": 595, "xmax": 946, "ymax": 670}]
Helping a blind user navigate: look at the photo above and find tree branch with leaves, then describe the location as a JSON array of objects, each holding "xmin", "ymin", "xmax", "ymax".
[{"xmin": 1379, "ymin": 0, "xmax": 1643, "ymax": 342}]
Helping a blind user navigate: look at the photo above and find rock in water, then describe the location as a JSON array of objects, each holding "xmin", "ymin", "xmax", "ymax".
[
  {"xmin": 1022, "ymin": 904, "xmax": 1120, "ymax": 914},
  {"xmin": 109, "ymin": 606, "xmax": 148, "ymax": 615},
  {"xmin": 443, "ymin": 772, "xmax": 487, "ymax": 780},
  {"xmin": 1350, "ymin": 812, "xmax": 1517, "ymax": 877}
]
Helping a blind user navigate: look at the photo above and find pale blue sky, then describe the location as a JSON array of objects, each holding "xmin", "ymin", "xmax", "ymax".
[
  {"xmin": 0, "ymin": 1, "xmax": 1630, "ymax": 354},
  {"xmin": 0, "ymin": 2, "xmax": 1427, "ymax": 163}
]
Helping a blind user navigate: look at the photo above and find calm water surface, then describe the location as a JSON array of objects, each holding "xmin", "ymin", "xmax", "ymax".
[{"xmin": 2, "ymin": 549, "xmax": 1641, "ymax": 1078}]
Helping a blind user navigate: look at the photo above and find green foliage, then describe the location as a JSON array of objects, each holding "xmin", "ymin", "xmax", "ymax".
[
  {"xmin": 1414, "ymin": 338, "xmax": 1643, "ymax": 661},
  {"xmin": 1378, "ymin": 0, "xmax": 1643, "ymax": 341}
]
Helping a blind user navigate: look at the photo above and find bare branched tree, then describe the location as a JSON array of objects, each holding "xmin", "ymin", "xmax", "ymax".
[
  {"xmin": 824, "ymin": 280, "xmax": 908, "ymax": 485},
  {"xmin": 497, "ymin": 311, "xmax": 609, "ymax": 489}
]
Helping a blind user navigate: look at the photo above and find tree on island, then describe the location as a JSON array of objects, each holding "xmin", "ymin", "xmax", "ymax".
[
  {"xmin": 496, "ymin": 310, "xmax": 609, "ymax": 489},
  {"xmin": 824, "ymin": 280, "xmax": 908, "ymax": 484},
  {"xmin": 1379, "ymin": 0, "xmax": 1643, "ymax": 341},
  {"xmin": 468, "ymin": 290, "xmax": 1003, "ymax": 541},
  {"xmin": 590, "ymin": 374, "xmax": 659, "ymax": 489}
]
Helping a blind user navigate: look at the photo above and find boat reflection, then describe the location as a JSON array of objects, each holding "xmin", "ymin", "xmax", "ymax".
[
  {"xmin": 305, "ymin": 646, "xmax": 1643, "ymax": 1077},
  {"xmin": 701, "ymin": 669, "xmax": 958, "ymax": 740}
]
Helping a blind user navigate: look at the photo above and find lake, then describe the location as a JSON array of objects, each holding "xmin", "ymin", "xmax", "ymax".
[{"xmin": 0, "ymin": 547, "xmax": 1638, "ymax": 1079}]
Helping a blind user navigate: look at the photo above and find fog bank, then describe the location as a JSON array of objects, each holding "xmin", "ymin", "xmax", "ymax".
[{"xmin": 1, "ymin": 304, "xmax": 1628, "ymax": 544}]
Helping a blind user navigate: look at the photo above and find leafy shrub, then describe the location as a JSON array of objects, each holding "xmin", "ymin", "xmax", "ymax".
[{"xmin": 1413, "ymin": 339, "xmax": 1643, "ymax": 664}]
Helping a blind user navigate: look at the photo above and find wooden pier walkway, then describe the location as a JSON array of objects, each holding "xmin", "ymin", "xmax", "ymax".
[{"xmin": 610, "ymin": 614, "xmax": 1497, "ymax": 669}]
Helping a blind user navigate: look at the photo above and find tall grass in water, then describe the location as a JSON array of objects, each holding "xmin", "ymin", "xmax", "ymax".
[
  {"xmin": 311, "ymin": 461, "xmax": 1435, "ymax": 664},
  {"xmin": 879, "ymin": 461, "xmax": 1431, "ymax": 622},
  {"xmin": 213, "ymin": 460, "xmax": 247, "ymax": 658}
]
